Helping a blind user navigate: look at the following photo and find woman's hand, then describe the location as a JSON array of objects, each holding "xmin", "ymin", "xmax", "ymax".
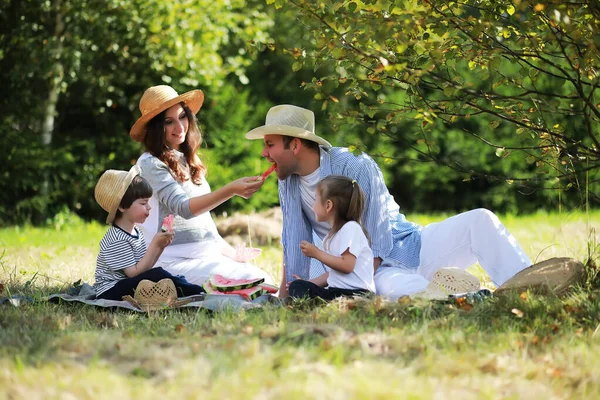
[
  {"xmin": 227, "ymin": 177, "xmax": 265, "ymax": 199},
  {"xmin": 300, "ymin": 240, "xmax": 321, "ymax": 259},
  {"xmin": 151, "ymin": 231, "xmax": 174, "ymax": 249}
]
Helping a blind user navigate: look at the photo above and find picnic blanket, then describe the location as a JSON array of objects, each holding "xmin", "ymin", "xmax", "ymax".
[{"xmin": 1, "ymin": 283, "xmax": 278, "ymax": 312}]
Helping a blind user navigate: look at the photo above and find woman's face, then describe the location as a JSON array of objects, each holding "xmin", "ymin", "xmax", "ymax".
[{"xmin": 163, "ymin": 104, "xmax": 189, "ymax": 151}]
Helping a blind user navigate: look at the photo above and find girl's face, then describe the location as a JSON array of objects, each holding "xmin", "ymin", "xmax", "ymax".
[
  {"xmin": 120, "ymin": 197, "xmax": 152, "ymax": 225},
  {"xmin": 163, "ymin": 104, "xmax": 189, "ymax": 151},
  {"xmin": 313, "ymin": 189, "xmax": 333, "ymax": 223}
]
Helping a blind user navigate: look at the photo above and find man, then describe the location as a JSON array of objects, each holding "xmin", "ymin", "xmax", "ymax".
[{"xmin": 245, "ymin": 104, "xmax": 565, "ymax": 299}]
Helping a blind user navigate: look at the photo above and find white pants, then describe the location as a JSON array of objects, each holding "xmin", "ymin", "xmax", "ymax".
[
  {"xmin": 374, "ymin": 209, "xmax": 532, "ymax": 299},
  {"xmin": 158, "ymin": 255, "xmax": 274, "ymax": 286}
]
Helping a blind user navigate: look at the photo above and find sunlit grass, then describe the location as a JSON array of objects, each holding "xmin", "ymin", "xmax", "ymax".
[{"xmin": 1, "ymin": 210, "xmax": 600, "ymax": 398}]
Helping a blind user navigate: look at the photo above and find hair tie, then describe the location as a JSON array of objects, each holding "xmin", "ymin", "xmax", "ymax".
[{"xmin": 351, "ymin": 179, "xmax": 356, "ymax": 186}]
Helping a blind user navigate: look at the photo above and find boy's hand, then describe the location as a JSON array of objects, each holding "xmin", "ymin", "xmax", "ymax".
[
  {"xmin": 152, "ymin": 231, "xmax": 174, "ymax": 249},
  {"xmin": 300, "ymin": 241, "xmax": 320, "ymax": 259}
]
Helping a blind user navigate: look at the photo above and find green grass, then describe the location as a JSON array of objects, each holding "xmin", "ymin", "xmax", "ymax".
[{"xmin": 1, "ymin": 210, "xmax": 600, "ymax": 399}]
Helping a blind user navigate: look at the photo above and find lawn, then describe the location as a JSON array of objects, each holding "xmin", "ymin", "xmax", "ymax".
[{"xmin": 1, "ymin": 210, "xmax": 600, "ymax": 399}]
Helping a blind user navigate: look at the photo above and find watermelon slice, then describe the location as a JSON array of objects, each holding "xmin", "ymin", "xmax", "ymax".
[
  {"xmin": 204, "ymin": 281, "xmax": 264, "ymax": 301},
  {"xmin": 257, "ymin": 163, "xmax": 276, "ymax": 181},
  {"xmin": 259, "ymin": 283, "xmax": 278, "ymax": 294},
  {"xmin": 161, "ymin": 214, "xmax": 174, "ymax": 233},
  {"xmin": 209, "ymin": 274, "xmax": 265, "ymax": 292}
]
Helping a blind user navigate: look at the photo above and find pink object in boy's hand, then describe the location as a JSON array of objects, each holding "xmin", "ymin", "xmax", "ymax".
[
  {"xmin": 257, "ymin": 164, "xmax": 276, "ymax": 181},
  {"xmin": 234, "ymin": 243, "xmax": 262, "ymax": 263},
  {"xmin": 161, "ymin": 214, "xmax": 174, "ymax": 233}
]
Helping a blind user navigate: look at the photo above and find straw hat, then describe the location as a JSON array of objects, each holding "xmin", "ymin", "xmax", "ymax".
[
  {"xmin": 94, "ymin": 165, "xmax": 141, "ymax": 224},
  {"xmin": 495, "ymin": 257, "xmax": 584, "ymax": 297},
  {"xmin": 130, "ymin": 85, "xmax": 204, "ymax": 142},
  {"xmin": 412, "ymin": 268, "xmax": 481, "ymax": 300},
  {"xmin": 122, "ymin": 279, "xmax": 196, "ymax": 311},
  {"xmin": 245, "ymin": 104, "xmax": 332, "ymax": 147}
]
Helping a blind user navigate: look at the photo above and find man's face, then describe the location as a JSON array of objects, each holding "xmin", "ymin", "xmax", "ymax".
[{"xmin": 261, "ymin": 134, "xmax": 298, "ymax": 180}]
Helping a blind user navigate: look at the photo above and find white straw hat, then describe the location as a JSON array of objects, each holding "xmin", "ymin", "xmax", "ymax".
[
  {"xmin": 130, "ymin": 85, "xmax": 204, "ymax": 142},
  {"xmin": 94, "ymin": 165, "xmax": 140, "ymax": 224},
  {"xmin": 245, "ymin": 104, "xmax": 332, "ymax": 147},
  {"xmin": 412, "ymin": 268, "xmax": 481, "ymax": 300}
]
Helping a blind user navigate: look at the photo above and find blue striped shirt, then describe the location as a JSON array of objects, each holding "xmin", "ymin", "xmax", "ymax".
[{"xmin": 280, "ymin": 147, "xmax": 422, "ymax": 282}]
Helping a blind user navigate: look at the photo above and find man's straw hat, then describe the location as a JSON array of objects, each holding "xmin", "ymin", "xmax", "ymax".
[
  {"xmin": 495, "ymin": 257, "xmax": 584, "ymax": 297},
  {"xmin": 122, "ymin": 279, "xmax": 197, "ymax": 311},
  {"xmin": 412, "ymin": 268, "xmax": 481, "ymax": 300},
  {"xmin": 94, "ymin": 165, "xmax": 140, "ymax": 224},
  {"xmin": 130, "ymin": 85, "xmax": 204, "ymax": 142},
  {"xmin": 246, "ymin": 104, "xmax": 332, "ymax": 147}
]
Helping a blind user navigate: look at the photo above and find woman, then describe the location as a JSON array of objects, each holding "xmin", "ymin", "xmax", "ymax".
[{"xmin": 130, "ymin": 85, "xmax": 272, "ymax": 285}]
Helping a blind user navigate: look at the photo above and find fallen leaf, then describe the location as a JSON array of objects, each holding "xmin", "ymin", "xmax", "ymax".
[
  {"xmin": 175, "ymin": 324, "xmax": 185, "ymax": 333},
  {"xmin": 519, "ymin": 292, "xmax": 528, "ymax": 301},
  {"xmin": 241, "ymin": 325, "xmax": 254, "ymax": 335},
  {"xmin": 546, "ymin": 367, "xmax": 562, "ymax": 378},
  {"xmin": 512, "ymin": 308, "xmax": 524, "ymax": 318}
]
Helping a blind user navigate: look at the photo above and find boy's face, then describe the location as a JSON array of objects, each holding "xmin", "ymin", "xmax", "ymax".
[{"xmin": 119, "ymin": 197, "xmax": 152, "ymax": 224}]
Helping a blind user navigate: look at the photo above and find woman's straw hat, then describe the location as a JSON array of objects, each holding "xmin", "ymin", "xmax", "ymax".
[
  {"xmin": 246, "ymin": 104, "xmax": 332, "ymax": 148},
  {"xmin": 130, "ymin": 85, "xmax": 204, "ymax": 142},
  {"xmin": 94, "ymin": 165, "xmax": 140, "ymax": 224},
  {"xmin": 122, "ymin": 279, "xmax": 196, "ymax": 311},
  {"xmin": 412, "ymin": 267, "xmax": 481, "ymax": 300}
]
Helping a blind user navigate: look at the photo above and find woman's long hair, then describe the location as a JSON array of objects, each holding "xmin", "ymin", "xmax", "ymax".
[
  {"xmin": 143, "ymin": 102, "xmax": 205, "ymax": 184},
  {"xmin": 318, "ymin": 175, "xmax": 371, "ymax": 249}
]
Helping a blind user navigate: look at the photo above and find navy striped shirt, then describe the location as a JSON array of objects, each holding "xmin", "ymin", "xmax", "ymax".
[
  {"xmin": 279, "ymin": 147, "xmax": 422, "ymax": 282},
  {"xmin": 94, "ymin": 225, "xmax": 146, "ymax": 295}
]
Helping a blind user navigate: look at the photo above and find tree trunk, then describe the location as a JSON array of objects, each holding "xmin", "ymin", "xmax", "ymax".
[{"xmin": 39, "ymin": 0, "xmax": 64, "ymax": 221}]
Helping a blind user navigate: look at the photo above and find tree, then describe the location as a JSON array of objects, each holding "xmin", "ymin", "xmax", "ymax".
[
  {"xmin": 0, "ymin": 0, "xmax": 273, "ymax": 224},
  {"xmin": 271, "ymin": 0, "xmax": 600, "ymax": 210}
]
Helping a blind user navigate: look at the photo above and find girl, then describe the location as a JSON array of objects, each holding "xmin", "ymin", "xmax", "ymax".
[
  {"xmin": 290, "ymin": 175, "xmax": 376, "ymax": 300},
  {"xmin": 130, "ymin": 85, "xmax": 272, "ymax": 285}
]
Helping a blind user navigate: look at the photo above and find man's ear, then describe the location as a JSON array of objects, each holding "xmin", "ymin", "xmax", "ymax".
[{"xmin": 291, "ymin": 137, "xmax": 301, "ymax": 153}]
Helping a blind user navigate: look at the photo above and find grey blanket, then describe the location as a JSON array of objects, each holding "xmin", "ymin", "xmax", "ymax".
[{"xmin": 2, "ymin": 283, "xmax": 276, "ymax": 312}]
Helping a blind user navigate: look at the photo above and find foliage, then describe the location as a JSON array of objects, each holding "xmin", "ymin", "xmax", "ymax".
[
  {"xmin": 0, "ymin": 0, "xmax": 273, "ymax": 224},
  {"xmin": 271, "ymin": 0, "xmax": 600, "ymax": 212}
]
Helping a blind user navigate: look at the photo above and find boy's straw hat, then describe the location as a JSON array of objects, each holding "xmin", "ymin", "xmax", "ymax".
[
  {"xmin": 94, "ymin": 165, "xmax": 140, "ymax": 224},
  {"xmin": 130, "ymin": 85, "xmax": 204, "ymax": 142},
  {"xmin": 412, "ymin": 267, "xmax": 481, "ymax": 300},
  {"xmin": 245, "ymin": 104, "xmax": 332, "ymax": 148},
  {"xmin": 122, "ymin": 279, "xmax": 196, "ymax": 311}
]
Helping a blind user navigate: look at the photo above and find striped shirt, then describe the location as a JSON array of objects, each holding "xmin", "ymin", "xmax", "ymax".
[
  {"xmin": 279, "ymin": 147, "xmax": 422, "ymax": 283},
  {"xmin": 94, "ymin": 225, "xmax": 147, "ymax": 295}
]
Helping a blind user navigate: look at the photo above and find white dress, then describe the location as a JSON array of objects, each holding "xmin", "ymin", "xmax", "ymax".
[{"xmin": 137, "ymin": 152, "xmax": 273, "ymax": 285}]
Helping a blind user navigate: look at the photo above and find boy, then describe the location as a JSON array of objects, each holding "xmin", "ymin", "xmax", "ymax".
[{"xmin": 93, "ymin": 166, "xmax": 204, "ymax": 300}]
